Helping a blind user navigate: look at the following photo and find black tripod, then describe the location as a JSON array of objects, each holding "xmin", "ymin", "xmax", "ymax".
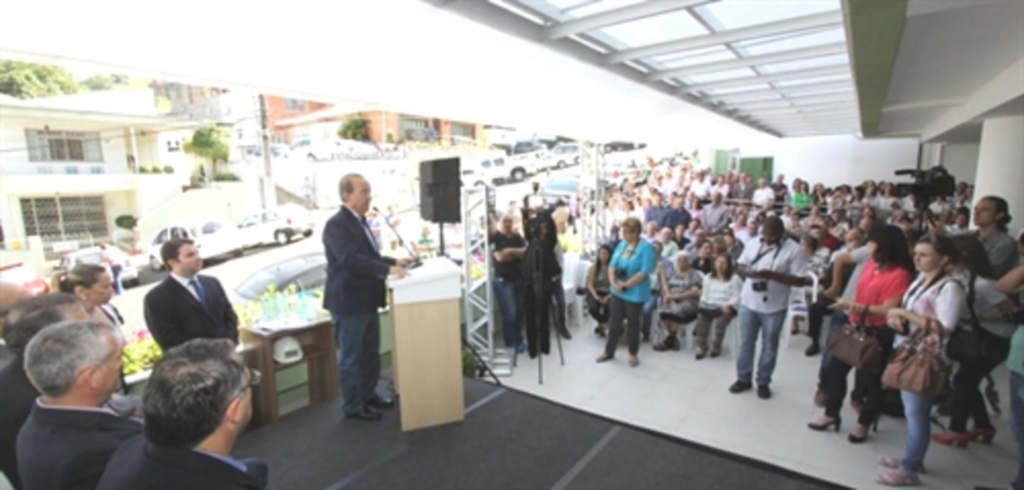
[{"xmin": 515, "ymin": 240, "xmax": 565, "ymax": 384}]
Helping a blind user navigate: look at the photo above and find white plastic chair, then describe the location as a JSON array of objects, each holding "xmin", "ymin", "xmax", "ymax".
[
  {"xmin": 561, "ymin": 253, "xmax": 580, "ymax": 328},
  {"xmin": 782, "ymin": 272, "xmax": 819, "ymax": 347}
]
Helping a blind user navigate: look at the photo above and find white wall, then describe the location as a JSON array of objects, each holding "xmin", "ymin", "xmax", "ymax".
[
  {"xmin": 769, "ymin": 135, "xmax": 921, "ymax": 187},
  {"xmin": 0, "ymin": 115, "xmax": 130, "ymax": 174},
  {"xmin": 939, "ymin": 143, "xmax": 980, "ymax": 183}
]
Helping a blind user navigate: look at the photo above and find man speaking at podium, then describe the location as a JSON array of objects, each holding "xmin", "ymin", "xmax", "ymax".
[{"xmin": 324, "ymin": 173, "xmax": 412, "ymax": 421}]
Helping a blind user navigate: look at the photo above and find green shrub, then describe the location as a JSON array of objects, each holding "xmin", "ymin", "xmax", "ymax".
[
  {"xmin": 162, "ymin": 165, "xmax": 175, "ymax": 174},
  {"xmin": 114, "ymin": 215, "xmax": 137, "ymax": 230},
  {"xmin": 213, "ymin": 172, "xmax": 240, "ymax": 182},
  {"xmin": 462, "ymin": 347, "xmax": 477, "ymax": 377},
  {"xmin": 138, "ymin": 166, "xmax": 152, "ymax": 174},
  {"xmin": 123, "ymin": 336, "xmax": 162, "ymax": 375}
]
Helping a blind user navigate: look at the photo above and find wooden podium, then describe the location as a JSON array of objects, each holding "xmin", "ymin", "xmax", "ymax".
[{"xmin": 389, "ymin": 257, "xmax": 465, "ymax": 432}]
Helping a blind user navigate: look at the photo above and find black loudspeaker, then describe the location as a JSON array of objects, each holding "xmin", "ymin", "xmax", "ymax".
[{"xmin": 419, "ymin": 157, "xmax": 461, "ymax": 223}]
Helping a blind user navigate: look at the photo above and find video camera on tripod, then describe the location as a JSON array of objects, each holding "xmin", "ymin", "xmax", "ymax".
[{"xmin": 894, "ymin": 166, "xmax": 956, "ymax": 210}]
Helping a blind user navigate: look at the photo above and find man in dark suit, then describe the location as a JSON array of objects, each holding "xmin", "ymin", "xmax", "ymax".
[
  {"xmin": 17, "ymin": 320, "xmax": 142, "ymax": 490},
  {"xmin": 98, "ymin": 339, "xmax": 266, "ymax": 490},
  {"xmin": 144, "ymin": 238, "xmax": 239, "ymax": 352},
  {"xmin": 324, "ymin": 173, "xmax": 411, "ymax": 421},
  {"xmin": 0, "ymin": 294, "xmax": 87, "ymax": 489}
]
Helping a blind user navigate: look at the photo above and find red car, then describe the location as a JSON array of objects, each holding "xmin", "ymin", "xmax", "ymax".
[{"xmin": 0, "ymin": 263, "xmax": 52, "ymax": 297}]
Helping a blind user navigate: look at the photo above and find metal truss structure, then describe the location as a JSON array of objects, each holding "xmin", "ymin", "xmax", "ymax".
[
  {"xmin": 577, "ymin": 142, "xmax": 608, "ymax": 259},
  {"xmin": 461, "ymin": 185, "xmax": 513, "ymax": 376}
]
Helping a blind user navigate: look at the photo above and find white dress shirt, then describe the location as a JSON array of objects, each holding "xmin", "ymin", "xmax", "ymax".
[
  {"xmin": 170, "ymin": 272, "xmax": 201, "ymax": 301},
  {"xmin": 737, "ymin": 238, "xmax": 808, "ymax": 314},
  {"xmin": 752, "ymin": 188, "xmax": 775, "ymax": 208}
]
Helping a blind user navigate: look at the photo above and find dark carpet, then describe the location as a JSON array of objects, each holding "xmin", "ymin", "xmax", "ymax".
[{"xmin": 235, "ymin": 380, "xmax": 849, "ymax": 490}]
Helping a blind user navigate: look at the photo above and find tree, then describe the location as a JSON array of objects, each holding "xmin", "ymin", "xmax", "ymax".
[
  {"xmin": 183, "ymin": 124, "xmax": 231, "ymax": 176},
  {"xmin": 338, "ymin": 115, "xmax": 370, "ymax": 141},
  {"xmin": 81, "ymin": 74, "xmax": 116, "ymax": 91},
  {"xmin": 0, "ymin": 61, "xmax": 81, "ymax": 98}
]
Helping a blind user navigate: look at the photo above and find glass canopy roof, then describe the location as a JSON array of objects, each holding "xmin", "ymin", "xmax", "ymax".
[{"xmin": 495, "ymin": 0, "xmax": 857, "ymax": 137}]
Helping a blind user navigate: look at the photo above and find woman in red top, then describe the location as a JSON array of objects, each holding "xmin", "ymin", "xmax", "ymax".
[{"xmin": 808, "ymin": 225, "xmax": 914, "ymax": 443}]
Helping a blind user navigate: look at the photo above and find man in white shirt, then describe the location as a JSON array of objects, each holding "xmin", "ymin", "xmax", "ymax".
[
  {"xmin": 752, "ymin": 178, "xmax": 775, "ymax": 209},
  {"xmin": 730, "ymin": 216, "xmax": 809, "ymax": 399},
  {"xmin": 689, "ymin": 170, "xmax": 712, "ymax": 201}
]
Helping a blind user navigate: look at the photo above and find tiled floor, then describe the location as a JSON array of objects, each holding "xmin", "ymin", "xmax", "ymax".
[{"xmin": 498, "ymin": 316, "xmax": 1019, "ymax": 489}]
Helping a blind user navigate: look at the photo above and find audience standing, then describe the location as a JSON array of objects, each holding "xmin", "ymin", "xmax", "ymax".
[
  {"xmin": 97, "ymin": 339, "xmax": 267, "ymax": 490},
  {"xmin": 0, "ymin": 294, "xmax": 87, "ymax": 490},
  {"xmin": 17, "ymin": 320, "xmax": 142, "ymax": 490}
]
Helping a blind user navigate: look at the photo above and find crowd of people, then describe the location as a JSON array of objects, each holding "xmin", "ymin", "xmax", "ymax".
[{"xmin": 491, "ymin": 158, "xmax": 1024, "ymax": 488}]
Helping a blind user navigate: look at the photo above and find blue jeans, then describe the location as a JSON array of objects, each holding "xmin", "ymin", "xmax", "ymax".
[
  {"xmin": 111, "ymin": 264, "xmax": 124, "ymax": 295},
  {"xmin": 735, "ymin": 306, "xmax": 787, "ymax": 387},
  {"xmin": 1012, "ymin": 371, "xmax": 1024, "ymax": 490},
  {"xmin": 641, "ymin": 292, "xmax": 660, "ymax": 339},
  {"xmin": 900, "ymin": 390, "xmax": 934, "ymax": 474},
  {"xmin": 332, "ymin": 313, "xmax": 381, "ymax": 415},
  {"xmin": 492, "ymin": 277, "xmax": 522, "ymax": 347}
]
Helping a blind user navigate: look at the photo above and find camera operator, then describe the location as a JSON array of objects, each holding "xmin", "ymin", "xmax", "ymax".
[
  {"xmin": 521, "ymin": 199, "xmax": 563, "ymax": 358},
  {"xmin": 729, "ymin": 216, "xmax": 809, "ymax": 399},
  {"xmin": 491, "ymin": 213, "xmax": 528, "ymax": 354}
]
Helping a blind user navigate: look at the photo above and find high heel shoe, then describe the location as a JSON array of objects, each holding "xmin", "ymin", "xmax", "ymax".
[
  {"xmin": 807, "ymin": 417, "xmax": 842, "ymax": 432},
  {"xmin": 848, "ymin": 424, "xmax": 870, "ymax": 444},
  {"xmin": 932, "ymin": 431, "xmax": 974, "ymax": 448},
  {"xmin": 969, "ymin": 427, "xmax": 996, "ymax": 444}
]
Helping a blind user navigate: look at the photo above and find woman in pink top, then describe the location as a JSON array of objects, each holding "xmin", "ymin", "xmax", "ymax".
[{"xmin": 808, "ymin": 225, "xmax": 913, "ymax": 443}]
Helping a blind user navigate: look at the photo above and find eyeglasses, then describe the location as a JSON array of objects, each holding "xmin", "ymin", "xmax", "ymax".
[{"xmin": 248, "ymin": 368, "xmax": 262, "ymax": 388}]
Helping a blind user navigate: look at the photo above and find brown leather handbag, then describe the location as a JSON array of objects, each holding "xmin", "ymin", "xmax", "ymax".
[
  {"xmin": 881, "ymin": 323, "xmax": 949, "ymax": 397},
  {"xmin": 826, "ymin": 306, "xmax": 883, "ymax": 372}
]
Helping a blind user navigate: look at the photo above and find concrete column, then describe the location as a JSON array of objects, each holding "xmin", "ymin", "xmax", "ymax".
[{"xmin": 973, "ymin": 115, "xmax": 1024, "ymax": 236}]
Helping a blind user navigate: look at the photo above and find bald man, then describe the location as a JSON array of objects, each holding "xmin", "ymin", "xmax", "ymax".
[{"xmin": 730, "ymin": 217, "xmax": 809, "ymax": 399}]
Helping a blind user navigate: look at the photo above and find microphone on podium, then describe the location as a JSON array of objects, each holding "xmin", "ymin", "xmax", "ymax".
[{"xmin": 373, "ymin": 207, "xmax": 422, "ymax": 270}]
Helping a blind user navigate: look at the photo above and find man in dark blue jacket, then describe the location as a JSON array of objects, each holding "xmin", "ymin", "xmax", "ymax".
[
  {"xmin": 323, "ymin": 174, "xmax": 411, "ymax": 421},
  {"xmin": 660, "ymin": 196, "xmax": 692, "ymax": 232},
  {"xmin": 644, "ymin": 191, "xmax": 668, "ymax": 229}
]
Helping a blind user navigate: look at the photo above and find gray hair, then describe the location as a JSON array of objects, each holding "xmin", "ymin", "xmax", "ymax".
[
  {"xmin": 24, "ymin": 320, "xmax": 117, "ymax": 397},
  {"xmin": 338, "ymin": 173, "xmax": 365, "ymax": 199}
]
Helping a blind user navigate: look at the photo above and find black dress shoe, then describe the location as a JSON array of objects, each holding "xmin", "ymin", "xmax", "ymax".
[
  {"xmin": 757, "ymin": 385, "xmax": 772, "ymax": 399},
  {"xmin": 729, "ymin": 380, "xmax": 752, "ymax": 394},
  {"xmin": 804, "ymin": 343, "xmax": 821, "ymax": 357},
  {"xmin": 345, "ymin": 406, "xmax": 382, "ymax": 421},
  {"xmin": 367, "ymin": 396, "xmax": 395, "ymax": 409}
]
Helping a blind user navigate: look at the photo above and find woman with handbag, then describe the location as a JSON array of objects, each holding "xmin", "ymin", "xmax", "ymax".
[
  {"xmin": 596, "ymin": 217, "xmax": 658, "ymax": 367},
  {"xmin": 653, "ymin": 251, "xmax": 702, "ymax": 352},
  {"xmin": 877, "ymin": 235, "xmax": 966, "ymax": 487},
  {"xmin": 587, "ymin": 245, "xmax": 614, "ymax": 337},
  {"xmin": 933, "ymin": 236, "xmax": 1018, "ymax": 447},
  {"xmin": 693, "ymin": 253, "xmax": 742, "ymax": 359},
  {"xmin": 808, "ymin": 225, "xmax": 913, "ymax": 443}
]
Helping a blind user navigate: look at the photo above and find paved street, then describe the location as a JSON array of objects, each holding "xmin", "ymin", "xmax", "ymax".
[{"xmin": 111, "ymin": 166, "xmax": 581, "ymax": 332}]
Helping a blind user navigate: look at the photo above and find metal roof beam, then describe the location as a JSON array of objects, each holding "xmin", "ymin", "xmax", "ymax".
[
  {"xmin": 648, "ymin": 42, "xmax": 847, "ymax": 81},
  {"xmin": 545, "ymin": 0, "xmax": 712, "ymax": 40},
  {"xmin": 704, "ymin": 80, "xmax": 852, "ymax": 101},
  {"xmin": 680, "ymin": 65, "xmax": 848, "ymax": 93},
  {"xmin": 608, "ymin": 10, "xmax": 842, "ymax": 64},
  {"xmin": 722, "ymin": 93, "xmax": 854, "ymax": 110},
  {"xmin": 743, "ymin": 103, "xmax": 855, "ymax": 117}
]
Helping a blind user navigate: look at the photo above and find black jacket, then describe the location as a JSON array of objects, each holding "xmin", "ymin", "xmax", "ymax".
[
  {"xmin": 16, "ymin": 403, "xmax": 142, "ymax": 490},
  {"xmin": 322, "ymin": 207, "xmax": 395, "ymax": 315},
  {"xmin": 144, "ymin": 275, "xmax": 239, "ymax": 352},
  {"xmin": 0, "ymin": 358, "xmax": 37, "ymax": 489},
  {"xmin": 97, "ymin": 436, "xmax": 263, "ymax": 490}
]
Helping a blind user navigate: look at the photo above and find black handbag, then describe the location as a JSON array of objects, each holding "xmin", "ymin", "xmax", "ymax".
[
  {"xmin": 698, "ymin": 306, "xmax": 723, "ymax": 319},
  {"xmin": 947, "ymin": 278, "xmax": 1001, "ymax": 363}
]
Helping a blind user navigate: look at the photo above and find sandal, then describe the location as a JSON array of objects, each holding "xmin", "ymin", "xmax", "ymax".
[
  {"xmin": 876, "ymin": 470, "xmax": 920, "ymax": 487},
  {"xmin": 878, "ymin": 456, "xmax": 925, "ymax": 474},
  {"xmin": 596, "ymin": 353, "xmax": 613, "ymax": 363},
  {"xmin": 628, "ymin": 356, "xmax": 639, "ymax": 367}
]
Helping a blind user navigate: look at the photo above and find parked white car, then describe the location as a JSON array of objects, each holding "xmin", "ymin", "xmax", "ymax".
[
  {"xmin": 147, "ymin": 220, "xmax": 245, "ymax": 270},
  {"xmin": 237, "ymin": 205, "xmax": 315, "ymax": 248},
  {"xmin": 54, "ymin": 247, "xmax": 140, "ymax": 288},
  {"xmin": 550, "ymin": 142, "xmax": 580, "ymax": 168}
]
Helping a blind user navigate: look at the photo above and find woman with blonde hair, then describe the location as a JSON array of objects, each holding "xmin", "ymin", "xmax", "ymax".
[{"xmin": 597, "ymin": 217, "xmax": 657, "ymax": 367}]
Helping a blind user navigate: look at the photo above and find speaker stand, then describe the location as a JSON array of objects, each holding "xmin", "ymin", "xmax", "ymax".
[{"xmin": 438, "ymin": 223, "xmax": 446, "ymax": 257}]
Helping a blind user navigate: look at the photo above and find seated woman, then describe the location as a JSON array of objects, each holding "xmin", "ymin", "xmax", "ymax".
[
  {"xmin": 587, "ymin": 245, "xmax": 613, "ymax": 337},
  {"xmin": 692, "ymin": 241, "xmax": 715, "ymax": 275},
  {"xmin": 693, "ymin": 254, "xmax": 742, "ymax": 359},
  {"xmin": 653, "ymin": 252, "xmax": 702, "ymax": 352}
]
